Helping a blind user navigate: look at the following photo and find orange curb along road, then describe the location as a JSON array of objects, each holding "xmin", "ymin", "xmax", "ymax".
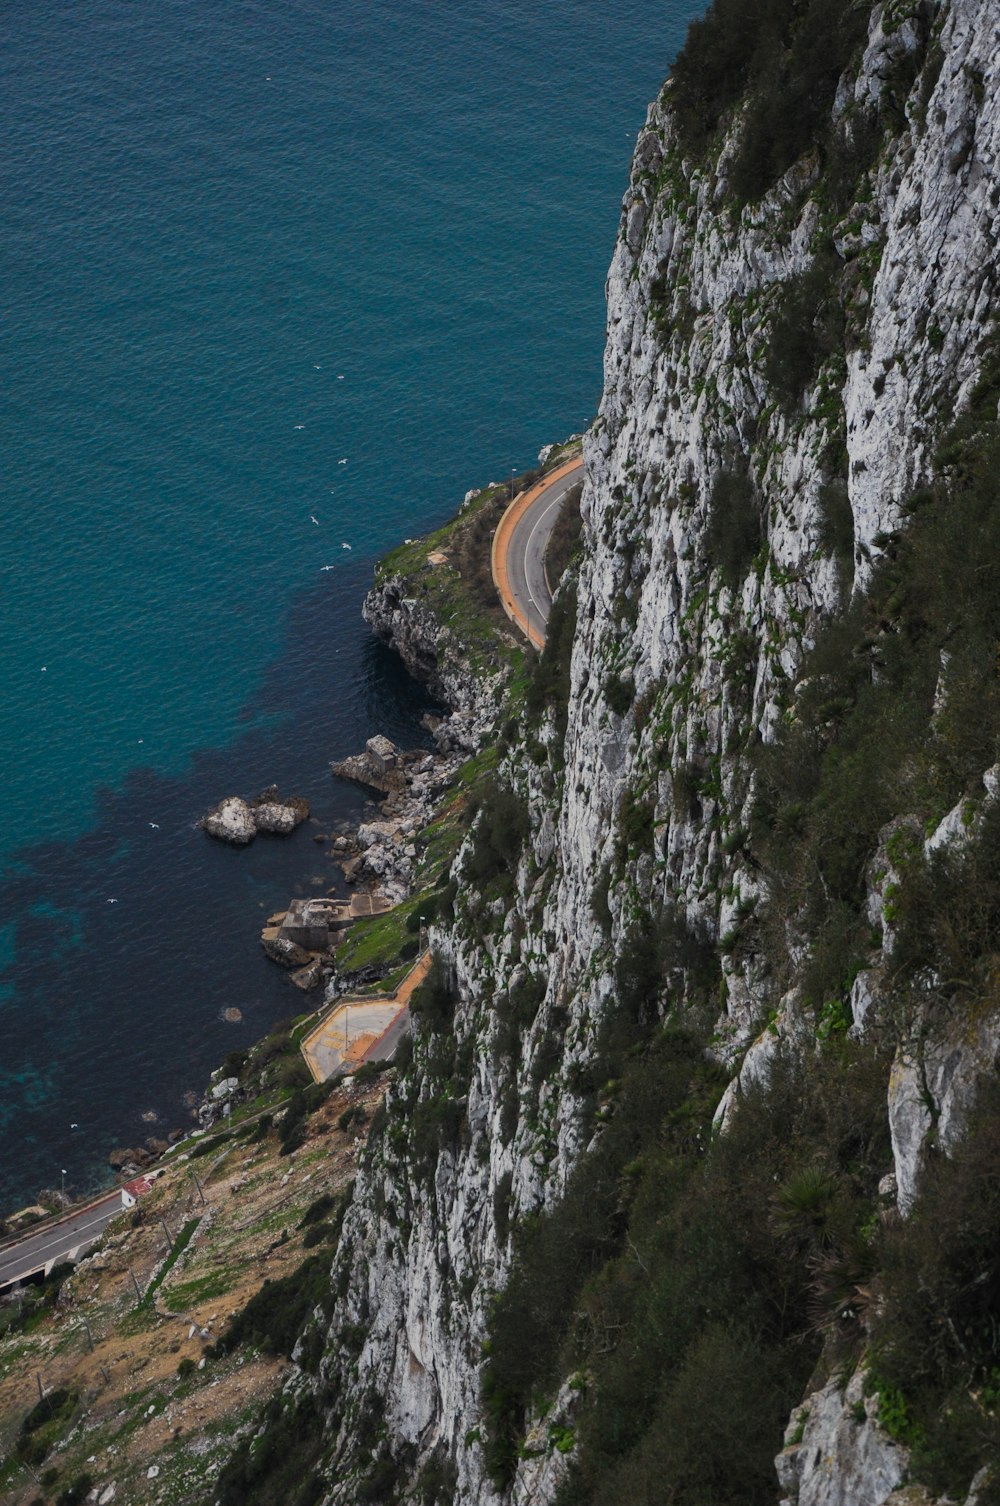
[{"xmin": 491, "ymin": 455, "xmax": 584, "ymax": 650}]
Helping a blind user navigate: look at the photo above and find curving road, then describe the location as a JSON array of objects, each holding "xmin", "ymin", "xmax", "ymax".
[{"xmin": 492, "ymin": 456, "xmax": 583, "ymax": 649}]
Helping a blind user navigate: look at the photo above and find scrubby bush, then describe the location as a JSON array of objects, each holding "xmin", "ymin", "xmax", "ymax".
[
  {"xmin": 727, "ymin": 0, "xmax": 870, "ymax": 203},
  {"xmin": 408, "ymin": 958, "xmax": 458, "ymax": 1032},
  {"xmin": 751, "ymin": 374, "xmax": 1000, "ymax": 1014},
  {"xmin": 545, "ymin": 481, "xmax": 584, "ymax": 586},
  {"xmin": 298, "ymin": 1192, "xmax": 336, "ymax": 1229},
  {"xmin": 485, "ymin": 1036, "xmax": 888, "ymax": 1503},
  {"xmin": 464, "ymin": 779, "xmax": 531, "ymax": 888},
  {"xmin": 483, "ymin": 1027, "xmax": 727, "ymax": 1487},
  {"xmin": 190, "ymin": 1129, "xmax": 232, "ymax": 1159},
  {"xmin": 17, "ymin": 1387, "xmax": 79, "ymax": 1467},
  {"xmin": 817, "ymin": 473, "xmax": 854, "ymax": 577},
  {"xmin": 221, "ymin": 1255, "xmax": 334, "ymax": 1358},
  {"xmin": 871, "ymin": 1086, "xmax": 1000, "ymax": 1501},
  {"xmin": 277, "ymin": 1054, "xmax": 312, "ymax": 1092},
  {"xmin": 417, "ymin": 1444, "xmax": 459, "ymax": 1505},
  {"xmin": 278, "ymin": 1089, "xmax": 310, "ymax": 1157},
  {"xmin": 764, "ymin": 250, "xmax": 844, "ymax": 407},
  {"xmin": 704, "ymin": 467, "xmax": 761, "ymax": 586},
  {"xmin": 337, "ymin": 1105, "xmax": 368, "ymax": 1133},
  {"xmin": 670, "ymin": 0, "xmax": 868, "ymax": 200},
  {"xmin": 526, "ymin": 581, "xmax": 578, "ymax": 744},
  {"xmin": 453, "ymin": 490, "xmax": 508, "ymax": 613},
  {"xmin": 302, "ymin": 1222, "xmax": 337, "ymax": 1249},
  {"xmin": 214, "ymin": 1390, "xmax": 329, "ymax": 1506},
  {"xmin": 603, "ymin": 671, "xmax": 634, "ymax": 716},
  {"xmin": 55, "ymin": 1475, "xmax": 93, "ymax": 1506},
  {"xmin": 351, "ymin": 1058, "xmax": 391, "ymax": 1084},
  {"xmin": 615, "ymin": 788, "xmax": 655, "ymax": 861}
]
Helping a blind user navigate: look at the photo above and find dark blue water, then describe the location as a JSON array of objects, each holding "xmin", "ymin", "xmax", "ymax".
[{"xmin": 1, "ymin": 0, "xmax": 702, "ymax": 1210}]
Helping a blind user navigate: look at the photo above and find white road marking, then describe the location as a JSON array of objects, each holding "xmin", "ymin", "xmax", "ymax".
[
  {"xmin": 523, "ymin": 482, "xmax": 572, "ymax": 615},
  {"xmin": 0, "ymin": 1199, "xmax": 119, "ymax": 1282}
]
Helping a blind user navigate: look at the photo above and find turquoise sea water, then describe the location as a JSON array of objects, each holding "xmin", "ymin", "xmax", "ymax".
[{"xmin": 1, "ymin": 0, "xmax": 703, "ymax": 1210}]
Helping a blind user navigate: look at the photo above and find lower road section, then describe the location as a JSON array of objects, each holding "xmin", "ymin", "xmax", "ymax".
[
  {"xmin": 0, "ymin": 1189, "xmax": 125, "ymax": 1291},
  {"xmin": 492, "ymin": 455, "xmax": 584, "ymax": 648}
]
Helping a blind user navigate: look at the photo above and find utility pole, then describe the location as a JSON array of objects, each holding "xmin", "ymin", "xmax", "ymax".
[
  {"xmin": 128, "ymin": 1267, "xmax": 142, "ymax": 1302},
  {"xmin": 192, "ymin": 1172, "xmax": 206, "ymax": 1206}
]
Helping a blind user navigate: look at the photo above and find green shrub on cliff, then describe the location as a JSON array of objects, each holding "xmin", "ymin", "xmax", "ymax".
[
  {"xmin": 871, "ymin": 1087, "xmax": 1000, "ymax": 1499},
  {"xmin": 704, "ymin": 466, "xmax": 762, "ymax": 585},
  {"xmin": 463, "ymin": 778, "xmax": 530, "ymax": 889},
  {"xmin": 483, "ymin": 1035, "xmax": 888, "ymax": 1502},
  {"xmin": 670, "ymin": 0, "xmax": 869, "ymax": 197},
  {"xmin": 751, "ymin": 382, "xmax": 1000, "ymax": 1024}
]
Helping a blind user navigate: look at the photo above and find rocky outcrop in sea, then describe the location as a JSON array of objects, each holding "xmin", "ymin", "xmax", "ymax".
[{"xmin": 200, "ymin": 788, "xmax": 310, "ymax": 846}]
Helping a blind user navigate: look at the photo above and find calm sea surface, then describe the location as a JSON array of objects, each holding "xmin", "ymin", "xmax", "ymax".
[{"xmin": 1, "ymin": 0, "xmax": 702, "ymax": 1210}]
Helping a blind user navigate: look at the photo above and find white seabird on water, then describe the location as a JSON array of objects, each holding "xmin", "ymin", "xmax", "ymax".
[
  {"xmin": 310, "ymin": 515, "xmax": 319, "ymax": 525},
  {"xmin": 149, "ymin": 822, "xmax": 159, "ymax": 829},
  {"xmin": 320, "ymin": 565, "xmax": 335, "ymax": 572},
  {"xmin": 341, "ymin": 542, "xmax": 352, "ymax": 550}
]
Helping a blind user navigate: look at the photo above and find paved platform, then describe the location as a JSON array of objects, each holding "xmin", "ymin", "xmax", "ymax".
[{"xmin": 300, "ymin": 950, "xmax": 433, "ymax": 1083}]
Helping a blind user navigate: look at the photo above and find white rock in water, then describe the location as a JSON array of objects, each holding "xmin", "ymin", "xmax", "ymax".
[
  {"xmin": 254, "ymin": 801, "xmax": 301, "ymax": 834},
  {"xmin": 202, "ymin": 796, "xmax": 256, "ymax": 846}
]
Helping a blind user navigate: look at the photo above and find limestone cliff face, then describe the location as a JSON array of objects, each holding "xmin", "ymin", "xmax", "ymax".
[
  {"xmin": 363, "ymin": 577, "xmax": 502, "ymax": 748},
  {"xmin": 309, "ymin": 5, "xmax": 1000, "ymax": 1503}
]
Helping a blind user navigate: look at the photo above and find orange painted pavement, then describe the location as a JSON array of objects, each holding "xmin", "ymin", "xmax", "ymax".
[{"xmin": 299, "ymin": 949, "xmax": 433, "ymax": 1084}]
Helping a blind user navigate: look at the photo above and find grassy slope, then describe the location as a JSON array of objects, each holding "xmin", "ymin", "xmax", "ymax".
[{"xmin": 0, "ymin": 1066, "xmax": 390, "ymax": 1506}]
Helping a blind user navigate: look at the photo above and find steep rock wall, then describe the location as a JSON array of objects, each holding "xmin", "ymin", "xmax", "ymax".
[{"xmin": 306, "ymin": 5, "xmax": 1000, "ymax": 1504}]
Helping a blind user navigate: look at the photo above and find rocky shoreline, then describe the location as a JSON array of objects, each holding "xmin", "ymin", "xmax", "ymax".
[
  {"xmin": 124, "ymin": 619, "xmax": 480, "ymax": 1180},
  {"xmin": 1, "ymin": 510, "xmax": 486, "ymax": 1240},
  {"xmin": 363, "ymin": 565, "xmax": 507, "ymax": 747}
]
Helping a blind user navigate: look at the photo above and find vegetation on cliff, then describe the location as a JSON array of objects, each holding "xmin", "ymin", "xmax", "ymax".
[{"xmin": 20, "ymin": 4, "xmax": 994, "ymax": 1503}]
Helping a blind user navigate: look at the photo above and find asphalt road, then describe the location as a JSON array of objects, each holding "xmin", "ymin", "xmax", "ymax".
[
  {"xmin": 503, "ymin": 458, "xmax": 583, "ymax": 643},
  {"xmin": 0, "ymin": 1190, "xmax": 124, "ymax": 1290},
  {"xmin": 372, "ymin": 1006, "xmax": 411, "ymax": 1065}
]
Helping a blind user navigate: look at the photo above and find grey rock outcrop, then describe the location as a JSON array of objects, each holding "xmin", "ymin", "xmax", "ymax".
[
  {"xmin": 777, "ymin": 1370, "xmax": 906, "ymax": 1506},
  {"xmin": 254, "ymin": 797, "xmax": 309, "ymax": 834},
  {"xmin": 202, "ymin": 795, "xmax": 256, "ymax": 846},
  {"xmin": 268, "ymin": 5, "xmax": 1000, "ymax": 1504},
  {"xmin": 363, "ymin": 576, "xmax": 504, "ymax": 749},
  {"xmin": 201, "ymin": 790, "xmax": 309, "ymax": 845}
]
